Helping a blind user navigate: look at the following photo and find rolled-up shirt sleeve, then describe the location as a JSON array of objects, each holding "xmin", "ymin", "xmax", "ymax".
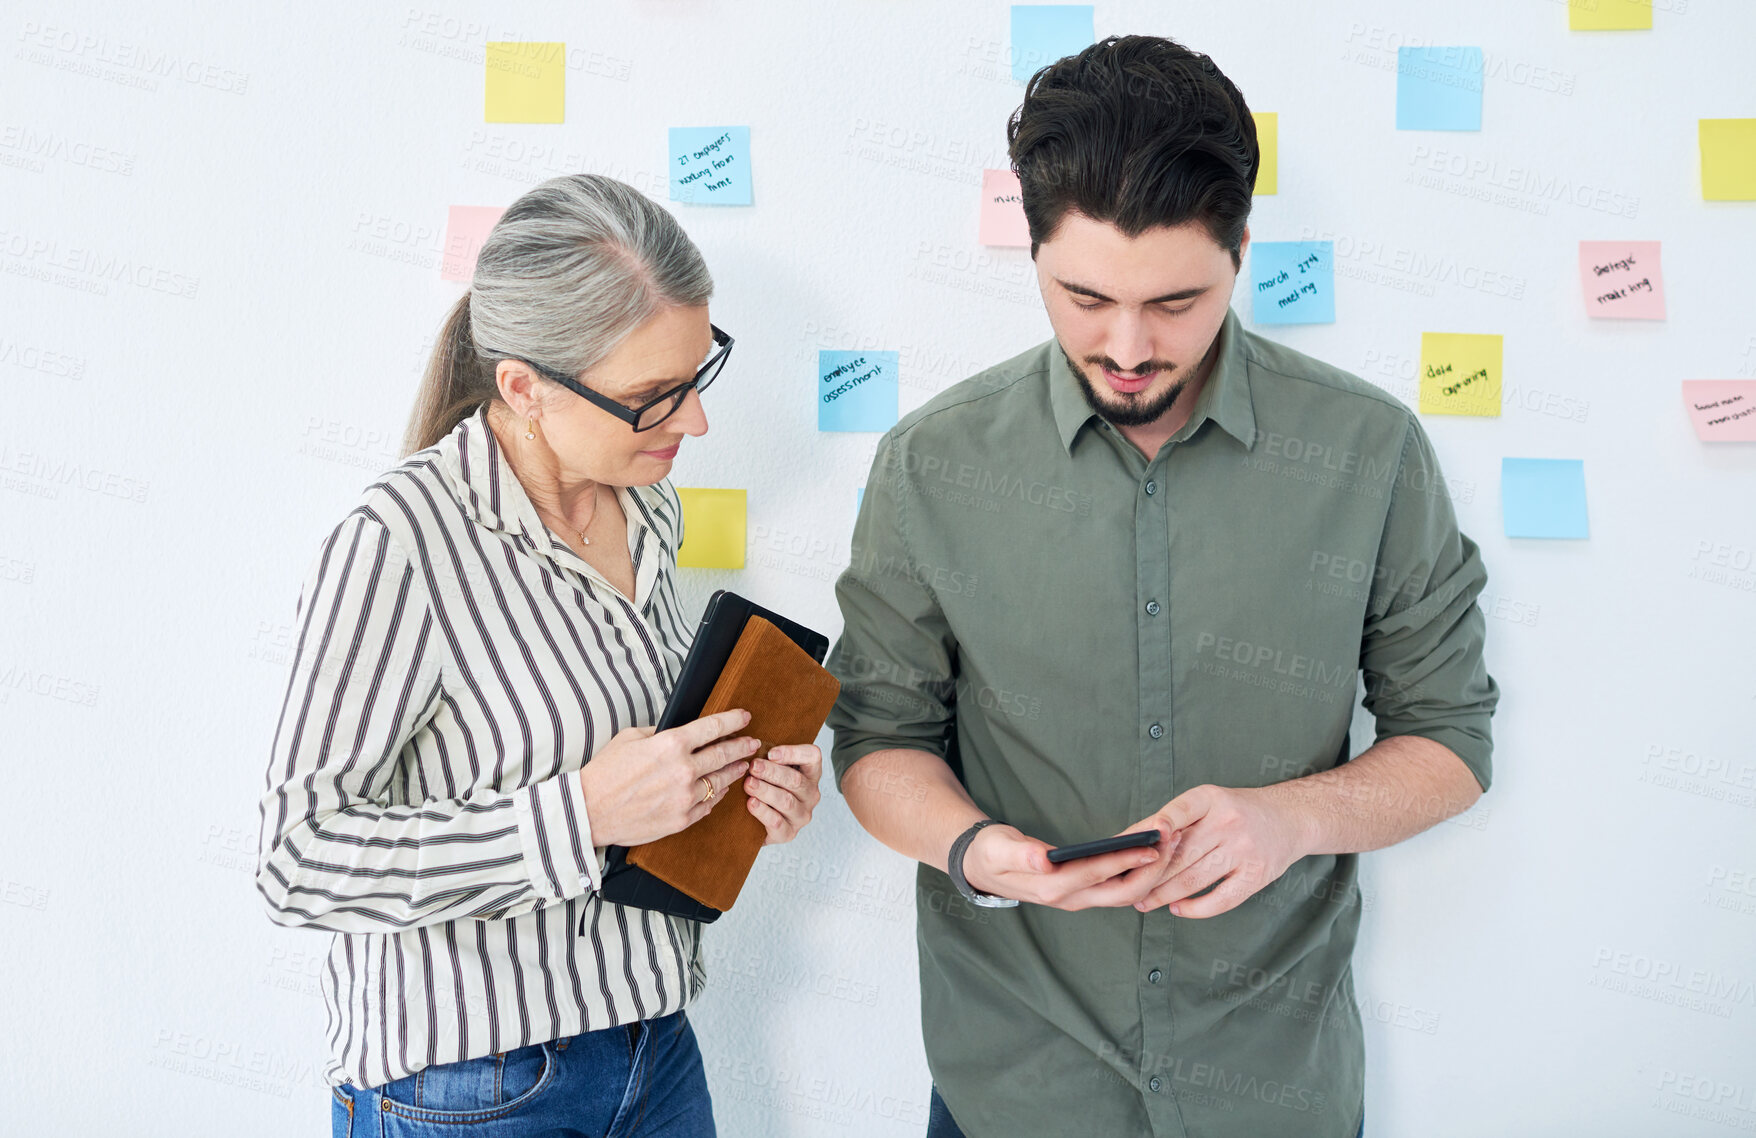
[
  {"xmin": 1359, "ymin": 418, "xmax": 1500, "ymax": 790},
  {"xmin": 255, "ymin": 512, "xmax": 602, "ymax": 934},
  {"xmin": 825, "ymin": 431, "xmax": 960, "ymax": 790}
]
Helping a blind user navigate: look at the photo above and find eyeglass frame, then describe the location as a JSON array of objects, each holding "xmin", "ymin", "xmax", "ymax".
[{"xmin": 494, "ymin": 324, "xmax": 733, "ymax": 433}]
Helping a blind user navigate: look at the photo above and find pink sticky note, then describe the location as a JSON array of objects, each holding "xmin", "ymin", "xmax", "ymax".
[
  {"xmin": 1682, "ymin": 381, "xmax": 1756, "ymax": 442},
  {"xmin": 1578, "ymin": 240, "xmax": 1665, "ymax": 319},
  {"xmin": 978, "ymin": 169, "xmax": 1030, "ymax": 247},
  {"xmin": 442, "ymin": 206, "xmax": 505, "ymax": 282}
]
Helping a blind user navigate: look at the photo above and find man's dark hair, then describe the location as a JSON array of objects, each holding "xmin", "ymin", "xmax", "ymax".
[{"xmin": 1006, "ymin": 35, "xmax": 1258, "ymax": 267}]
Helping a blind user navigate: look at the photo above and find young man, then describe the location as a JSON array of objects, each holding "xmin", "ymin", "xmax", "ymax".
[{"xmin": 824, "ymin": 35, "xmax": 1498, "ymax": 1138}]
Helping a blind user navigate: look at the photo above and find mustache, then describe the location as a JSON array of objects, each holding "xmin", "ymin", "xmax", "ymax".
[{"xmin": 1084, "ymin": 357, "xmax": 1178, "ymax": 378}]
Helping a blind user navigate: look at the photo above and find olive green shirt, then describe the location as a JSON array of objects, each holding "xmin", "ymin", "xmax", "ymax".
[{"xmin": 825, "ymin": 305, "xmax": 1497, "ymax": 1138}]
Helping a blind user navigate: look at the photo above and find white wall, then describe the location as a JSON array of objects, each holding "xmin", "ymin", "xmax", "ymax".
[{"xmin": 2, "ymin": 2, "xmax": 1753, "ymax": 1135}]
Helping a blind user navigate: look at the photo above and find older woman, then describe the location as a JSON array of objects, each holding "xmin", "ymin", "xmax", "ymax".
[{"xmin": 256, "ymin": 174, "xmax": 822, "ymax": 1136}]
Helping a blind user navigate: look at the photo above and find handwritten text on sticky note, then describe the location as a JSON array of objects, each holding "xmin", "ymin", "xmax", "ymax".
[
  {"xmin": 979, "ymin": 169, "xmax": 1031, "ymax": 247},
  {"xmin": 1681, "ymin": 381, "xmax": 1756, "ymax": 442},
  {"xmin": 1578, "ymin": 240, "xmax": 1664, "ymax": 319},
  {"xmin": 1251, "ymin": 241, "xmax": 1334, "ymax": 325},
  {"xmin": 670, "ymin": 127, "xmax": 752, "ymax": 205},
  {"xmin": 819, "ymin": 350, "xmax": 899, "ymax": 432},
  {"xmin": 1419, "ymin": 332, "xmax": 1502, "ymax": 417}
]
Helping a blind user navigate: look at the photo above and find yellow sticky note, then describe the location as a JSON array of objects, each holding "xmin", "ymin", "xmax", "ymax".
[
  {"xmin": 485, "ymin": 42, "xmax": 565, "ymax": 123},
  {"xmin": 1419, "ymin": 333, "xmax": 1502, "ymax": 417},
  {"xmin": 1254, "ymin": 112, "xmax": 1277, "ymax": 195},
  {"xmin": 1568, "ymin": 0, "xmax": 1651, "ymax": 30},
  {"xmin": 1700, "ymin": 119, "xmax": 1756, "ymax": 201},
  {"xmin": 676, "ymin": 488, "xmax": 746, "ymax": 569}
]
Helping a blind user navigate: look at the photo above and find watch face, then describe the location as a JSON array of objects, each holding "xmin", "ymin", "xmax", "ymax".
[{"xmin": 970, "ymin": 893, "xmax": 1019, "ymax": 908}]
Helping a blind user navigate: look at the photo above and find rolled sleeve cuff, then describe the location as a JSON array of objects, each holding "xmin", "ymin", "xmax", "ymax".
[
  {"xmin": 513, "ymin": 772, "xmax": 604, "ymax": 902},
  {"xmin": 1380, "ymin": 722, "xmax": 1493, "ymax": 792},
  {"xmin": 829, "ymin": 732, "xmax": 947, "ymax": 791}
]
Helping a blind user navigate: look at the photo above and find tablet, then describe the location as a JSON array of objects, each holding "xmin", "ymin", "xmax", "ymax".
[
  {"xmin": 595, "ymin": 590, "xmax": 830, "ymax": 926},
  {"xmin": 657, "ymin": 589, "xmax": 829, "ymax": 730}
]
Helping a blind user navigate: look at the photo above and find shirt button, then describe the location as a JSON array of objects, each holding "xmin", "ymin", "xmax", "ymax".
[
  {"xmin": 1145, "ymin": 600, "xmax": 1160, "ymax": 616},
  {"xmin": 1149, "ymin": 723, "xmax": 1164, "ymax": 739},
  {"xmin": 1148, "ymin": 969, "xmax": 1162, "ymax": 984},
  {"xmin": 1149, "ymin": 1077, "xmax": 1163, "ymax": 1093},
  {"xmin": 1144, "ymin": 480, "xmax": 1157, "ymax": 495}
]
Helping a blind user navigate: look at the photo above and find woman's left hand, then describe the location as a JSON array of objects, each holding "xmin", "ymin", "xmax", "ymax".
[{"xmin": 743, "ymin": 744, "xmax": 823, "ymax": 845}]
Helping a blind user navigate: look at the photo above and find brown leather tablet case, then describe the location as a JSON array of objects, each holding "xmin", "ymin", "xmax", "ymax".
[{"xmin": 623, "ymin": 615, "xmax": 841, "ymax": 912}]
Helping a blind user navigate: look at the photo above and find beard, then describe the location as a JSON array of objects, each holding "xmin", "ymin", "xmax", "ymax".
[{"xmin": 1060, "ymin": 343, "xmax": 1189, "ymax": 428}]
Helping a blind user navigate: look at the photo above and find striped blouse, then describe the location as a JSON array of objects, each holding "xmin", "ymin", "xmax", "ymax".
[{"xmin": 255, "ymin": 402, "xmax": 704, "ymax": 1090}]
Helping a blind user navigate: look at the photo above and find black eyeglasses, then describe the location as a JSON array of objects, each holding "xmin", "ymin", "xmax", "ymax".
[{"xmin": 500, "ymin": 324, "xmax": 733, "ymax": 432}]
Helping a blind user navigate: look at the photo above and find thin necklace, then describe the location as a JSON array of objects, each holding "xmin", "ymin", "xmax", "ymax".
[{"xmin": 563, "ymin": 483, "xmax": 601, "ymax": 547}]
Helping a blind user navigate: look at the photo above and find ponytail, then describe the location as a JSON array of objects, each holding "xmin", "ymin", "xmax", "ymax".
[
  {"xmin": 402, "ymin": 292, "xmax": 494, "ymax": 456},
  {"xmin": 399, "ymin": 174, "xmax": 714, "ymax": 458}
]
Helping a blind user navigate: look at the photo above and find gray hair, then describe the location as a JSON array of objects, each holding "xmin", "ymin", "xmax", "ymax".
[{"xmin": 402, "ymin": 174, "xmax": 714, "ymax": 455}]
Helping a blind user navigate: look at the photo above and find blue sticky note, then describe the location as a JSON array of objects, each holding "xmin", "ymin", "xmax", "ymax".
[
  {"xmin": 1250, "ymin": 241, "xmax": 1335, "ymax": 325},
  {"xmin": 819, "ymin": 350, "xmax": 899, "ymax": 432},
  {"xmin": 1502, "ymin": 459, "xmax": 1589, "ymax": 539},
  {"xmin": 1396, "ymin": 47, "xmax": 1483, "ymax": 131},
  {"xmin": 856, "ymin": 487, "xmax": 864, "ymax": 512},
  {"xmin": 669, "ymin": 126, "xmax": 752, "ymax": 205},
  {"xmin": 1011, "ymin": 5, "xmax": 1093, "ymax": 82}
]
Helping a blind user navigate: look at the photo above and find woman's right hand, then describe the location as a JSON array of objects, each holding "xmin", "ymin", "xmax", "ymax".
[{"xmin": 576, "ymin": 708, "xmax": 762, "ymax": 848}]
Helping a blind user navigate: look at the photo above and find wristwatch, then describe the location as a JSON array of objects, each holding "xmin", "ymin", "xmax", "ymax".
[{"xmin": 948, "ymin": 819, "xmax": 1020, "ymax": 908}]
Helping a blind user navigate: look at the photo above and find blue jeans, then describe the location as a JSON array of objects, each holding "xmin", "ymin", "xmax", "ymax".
[
  {"xmin": 927, "ymin": 1085, "xmax": 1363, "ymax": 1137},
  {"xmin": 331, "ymin": 1010, "xmax": 714, "ymax": 1137}
]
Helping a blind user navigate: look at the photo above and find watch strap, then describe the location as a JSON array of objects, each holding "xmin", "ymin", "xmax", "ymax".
[{"xmin": 947, "ymin": 819, "xmax": 1019, "ymax": 908}]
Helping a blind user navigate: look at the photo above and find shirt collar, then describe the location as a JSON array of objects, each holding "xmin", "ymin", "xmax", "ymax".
[
  {"xmin": 435, "ymin": 403, "xmax": 547, "ymax": 542},
  {"xmin": 431, "ymin": 404, "xmax": 673, "ymax": 611},
  {"xmin": 1047, "ymin": 304, "xmax": 1257, "ymax": 455}
]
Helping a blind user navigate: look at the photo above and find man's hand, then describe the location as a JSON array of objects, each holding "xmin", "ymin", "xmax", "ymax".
[
  {"xmin": 961, "ymin": 823, "xmax": 1180, "ymax": 911},
  {"xmin": 1125, "ymin": 785, "xmax": 1311, "ymax": 918}
]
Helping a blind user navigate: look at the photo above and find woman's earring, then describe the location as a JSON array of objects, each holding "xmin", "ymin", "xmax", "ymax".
[{"xmin": 525, "ymin": 419, "xmax": 535, "ymax": 441}]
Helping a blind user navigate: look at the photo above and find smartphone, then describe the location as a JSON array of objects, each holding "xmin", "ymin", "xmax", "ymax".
[{"xmin": 1045, "ymin": 829, "xmax": 1162, "ymax": 864}]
